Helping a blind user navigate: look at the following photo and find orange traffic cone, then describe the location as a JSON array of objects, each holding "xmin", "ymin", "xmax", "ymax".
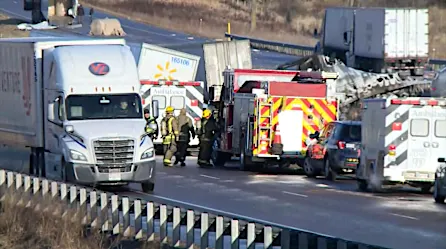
[{"xmin": 271, "ymin": 123, "xmax": 283, "ymax": 155}]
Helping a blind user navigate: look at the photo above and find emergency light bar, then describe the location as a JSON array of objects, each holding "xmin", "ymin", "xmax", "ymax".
[
  {"xmin": 321, "ymin": 71, "xmax": 339, "ymax": 79},
  {"xmin": 390, "ymin": 98, "xmax": 446, "ymax": 106},
  {"xmin": 294, "ymin": 71, "xmax": 339, "ymax": 80},
  {"xmin": 140, "ymin": 80, "xmax": 201, "ymax": 86}
]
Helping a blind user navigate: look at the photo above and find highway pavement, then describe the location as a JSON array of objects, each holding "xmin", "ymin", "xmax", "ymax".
[
  {"xmin": 0, "ymin": 0, "xmax": 298, "ymax": 84},
  {"xmin": 0, "ymin": 145, "xmax": 445, "ymax": 249}
]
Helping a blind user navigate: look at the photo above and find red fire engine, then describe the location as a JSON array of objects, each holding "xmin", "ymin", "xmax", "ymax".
[{"xmin": 209, "ymin": 68, "xmax": 339, "ymax": 170}]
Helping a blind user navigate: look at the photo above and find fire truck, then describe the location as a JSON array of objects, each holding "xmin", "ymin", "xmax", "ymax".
[{"xmin": 209, "ymin": 68, "xmax": 339, "ymax": 170}]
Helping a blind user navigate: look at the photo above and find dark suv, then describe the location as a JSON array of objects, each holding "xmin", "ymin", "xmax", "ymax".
[{"xmin": 304, "ymin": 121, "xmax": 361, "ymax": 180}]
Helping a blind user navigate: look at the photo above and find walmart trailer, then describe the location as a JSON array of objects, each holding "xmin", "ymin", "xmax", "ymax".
[{"xmin": 358, "ymin": 97, "xmax": 446, "ymax": 192}]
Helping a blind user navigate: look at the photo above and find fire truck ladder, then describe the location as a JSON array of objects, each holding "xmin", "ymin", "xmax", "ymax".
[{"xmin": 256, "ymin": 99, "xmax": 274, "ymax": 147}]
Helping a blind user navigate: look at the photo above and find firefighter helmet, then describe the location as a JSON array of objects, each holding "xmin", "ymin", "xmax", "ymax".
[
  {"xmin": 165, "ymin": 106, "xmax": 174, "ymax": 113},
  {"xmin": 203, "ymin": 109, "xmax": 212, "ymax": 118}
]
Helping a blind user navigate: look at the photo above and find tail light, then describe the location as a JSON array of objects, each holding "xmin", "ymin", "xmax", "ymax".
[
  {"xmin": 388, "ymin": 144, "xmax": 396, "ymax": 156},
  {"xmin": 337, "ymin": 141, "xmax": 346, "ymax": 149}
]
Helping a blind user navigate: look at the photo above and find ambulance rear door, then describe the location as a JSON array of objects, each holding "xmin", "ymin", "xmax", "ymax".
[{"xmin": 406, "ymin": 105, "xmax": 436, "ymax": 182}]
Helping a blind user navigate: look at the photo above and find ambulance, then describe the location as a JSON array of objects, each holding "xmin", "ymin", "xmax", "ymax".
[{"xmin": 358, "ymin": 97, "xmax": 446, "ymax": 192}]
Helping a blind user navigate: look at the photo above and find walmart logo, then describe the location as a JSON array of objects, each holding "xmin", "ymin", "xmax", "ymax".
[{"xmin": 154, "ymin": 61, "xmax": 177, "ymax": 80}]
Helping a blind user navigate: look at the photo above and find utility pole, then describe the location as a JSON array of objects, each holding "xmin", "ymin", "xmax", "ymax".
[{"xmin": 250, "ymin": 0, "xmax": 257, "ymax": 32}]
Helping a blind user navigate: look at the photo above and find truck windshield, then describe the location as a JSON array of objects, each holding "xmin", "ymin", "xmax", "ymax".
[{"xmin": 66, "ymin": 94, "xmax": 143, "ymax": 120}]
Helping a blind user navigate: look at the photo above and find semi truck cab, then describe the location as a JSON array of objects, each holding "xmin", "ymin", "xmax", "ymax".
[
  {"xmin": 0, "ymin": 38, "xmax": 157, "ymax": 193},
  {"xmin": 44, "ymin": 44, "xmax": 158, "ymax": 192}
]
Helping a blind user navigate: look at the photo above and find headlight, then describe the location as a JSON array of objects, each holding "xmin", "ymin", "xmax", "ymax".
[
  {"xmin": 148, "ymin": 123, "xmax": 157, "ymax": 130},
  {"xmin": 141, "ymin": 148, "xmax": 154, "ymax": 160},
  {"xmin": 70, "ymin": 150, "xmax": 87, "ymax": 161}
]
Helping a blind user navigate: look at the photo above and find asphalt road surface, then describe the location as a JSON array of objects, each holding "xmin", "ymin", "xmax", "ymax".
[
  {"xmin": 0, "ymin": 0, "xmax": 299, "ymax": 84},
  {"xmin": 0, "ymin": 145, "xmax": 445, "ymax": 249}
]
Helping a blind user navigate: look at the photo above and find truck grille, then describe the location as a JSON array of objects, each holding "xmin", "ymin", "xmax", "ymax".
[{"xmin": 93, "ymin": 138, "xmax": 135, "ymax": 173}]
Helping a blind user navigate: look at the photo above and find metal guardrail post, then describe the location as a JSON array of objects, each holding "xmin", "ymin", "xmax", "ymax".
[
  {"xmin": 100, "ymin": 192, "xmax": 109, "ymax": 231},
  {"xmin": 147, "ymin": 202, "xmax": 155, "ymax": 241},
  {"xmin": 186, "ymin": 210, "xmax": 195, "ymax": 249},
  {"xmin": 246, "ymin": 223, "xmax": 256, "ymax": 249},
  {"xmin": 172, "ymin": 207, "xmax": 181, "ymax": 247},
  {"xmin": 230, "ymin": 219, "xmax": 239, "ymax": 249},
  {"xmin": 215, "ymin": 216, "xmax": 224, "ymax": 249},
  {"xmin": 134, "ymin": 199, "xmax": 142, "ymax": 239},
  {"xmin": 160, "ymin": 204, "xmax": 168, "ymax": 243},
  {"xmin": 90, "ymin": 191, "xmax": 98, "ymax": 227},
  {"xmin": 112, "ymin": 195, "xmax": 120, "ymax": 235},
  {"xmin": 201, "ymin": 212, "xmax": 209, "ymax": 249},
  {"xmin": 122, "ymin": 197, "xmax": 131, "ymax": 237}
]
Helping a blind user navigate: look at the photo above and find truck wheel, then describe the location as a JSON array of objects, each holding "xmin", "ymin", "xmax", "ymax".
[
  {"xmin": 357, "ymin": 179, "xmax": 368, "ymax": 192},
  {"xmin": 420, "ymin": 184, "xmax": 432, "ymax": 194},
  {"xmin": 323, "ymin": 159, "xmax": 337, "ymax": 181},
  {"xmin": 434, "ymin": 178, "xmax": 445, "ymax": 204},
  {"xmin": 303, "ymin": 157, "xmax": 317, "ymax": 178},
  {"xmin": 29, "ymin": 152, "xmax": 37, "ymax": 176},
  {"xmin": 239, "ymin": 148, "xmax": 251, "ymax": 171},
  {"xmin": 61, "ymin": 159, "xmax": 70, "ymax": 183},
  {"xmin": 142, "ymin": 182, "xmax": 155, "ymax": 193}
]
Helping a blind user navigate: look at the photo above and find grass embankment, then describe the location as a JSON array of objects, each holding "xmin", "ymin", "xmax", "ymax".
[
  {"xmin": 0, "ymin": 190, "xmax": 157, "ymax": 249},
  {"xmin": 82, "ymin": 0, "xmax": 446, "ymax": 59},
  {"xmin": 0, "ymin": 13, "xmax": 30, "ymax": 38}
]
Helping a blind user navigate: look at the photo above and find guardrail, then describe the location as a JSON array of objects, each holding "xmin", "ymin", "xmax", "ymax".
[
  {"xmin": 224, "ymin": 33, "xmax": 446, "ymax": 66},
  {"xmin": 0, "ymin": 169, "xmax": 390, "ymax": 249}
]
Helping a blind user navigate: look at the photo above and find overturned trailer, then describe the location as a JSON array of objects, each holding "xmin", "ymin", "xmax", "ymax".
[{"xmin": 277, "ymin": 55, "xmax": 431, "ymax": 120}]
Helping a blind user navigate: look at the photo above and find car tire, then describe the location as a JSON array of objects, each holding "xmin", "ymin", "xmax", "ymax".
[
  {"xmin": 434, "ymin": 177, "xmax": 445, "ymax": 204},
  {"xmin": 303, "ymin": 157, "xmax": 317, "ymax": 178},
  {"xmin": 324, "ymin": 158, "xmax": 337, "ymax": 181},
  {"xmin": 142, "ymin": 182, "xmax": 155, "ymax": 193}
]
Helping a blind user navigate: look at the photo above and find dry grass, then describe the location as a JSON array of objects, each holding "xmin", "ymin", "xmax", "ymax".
[
  {"xmin": 82, "ymin": 0, "xmax": 446, "ymax": 58},
  {"xmin": 0, "ymin": 190, "xmax": 157, "ymax": 249},
  {"xmin": 0, "ymin": 13, "xmax": 30, "ymax": 38}
]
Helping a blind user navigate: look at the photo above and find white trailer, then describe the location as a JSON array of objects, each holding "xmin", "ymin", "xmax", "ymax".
[
  {"xmin": 203, "ymin": 40, "xmax": 252, "ymax": 102},
  {"xmin": 135, "ymin": 42, "xmax": 200, "ymax": 82},
  {"xmin": 321, "ymin": 7, "xmax": 429, "ymax": 76},
  {"xmin": 0, "ymin": 37, "xmax": 158, "ymax": 192},
  {"xmin": 358, "ymin": 97, "xmax": 446, "ymax": 193}
]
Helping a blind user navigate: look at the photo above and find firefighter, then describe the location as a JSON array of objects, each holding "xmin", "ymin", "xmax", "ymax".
[
  {"xmin": 174, "ymin": 108, "xmax": 196, "ymax": 166},
  {"xmin": 161, "ymin": 106, "xmax": 179, "ymax": 166},
  {"xmin": 144, "ymin": 108, "xmax": 158, "ymax": 140},
  {"xmin": 197, "ymin": 109, "xmax": 218, "ymax": 167}
]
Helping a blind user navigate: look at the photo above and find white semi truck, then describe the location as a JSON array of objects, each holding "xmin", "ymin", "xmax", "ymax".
[{"xmin": 0, "ymin": 37, "xmax": 158, "ymax": 192}]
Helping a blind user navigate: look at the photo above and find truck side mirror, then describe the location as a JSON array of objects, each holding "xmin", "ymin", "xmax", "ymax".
[
  {"xmin": 343, "ymin": 31, "xmax": 350, "ymax": 45},
  {"xmin": 208, "ymin": 86, "xmax": 215, "ymax": 102},
  {"xmin": 152, "ymin": 100, "xmax": 159, "ymax": 119},
  {"xmin": 438, "ymin": 158, "xmax": 445, "ymax": 163},
  {"xmin": 47, "ymin": 103, "xmax": 56, "ymax": 122}
]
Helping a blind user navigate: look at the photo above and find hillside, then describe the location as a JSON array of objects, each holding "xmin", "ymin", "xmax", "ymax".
[{"xmin": 83, "ymin": 0, "xmax": 446, "ymax": 58}]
